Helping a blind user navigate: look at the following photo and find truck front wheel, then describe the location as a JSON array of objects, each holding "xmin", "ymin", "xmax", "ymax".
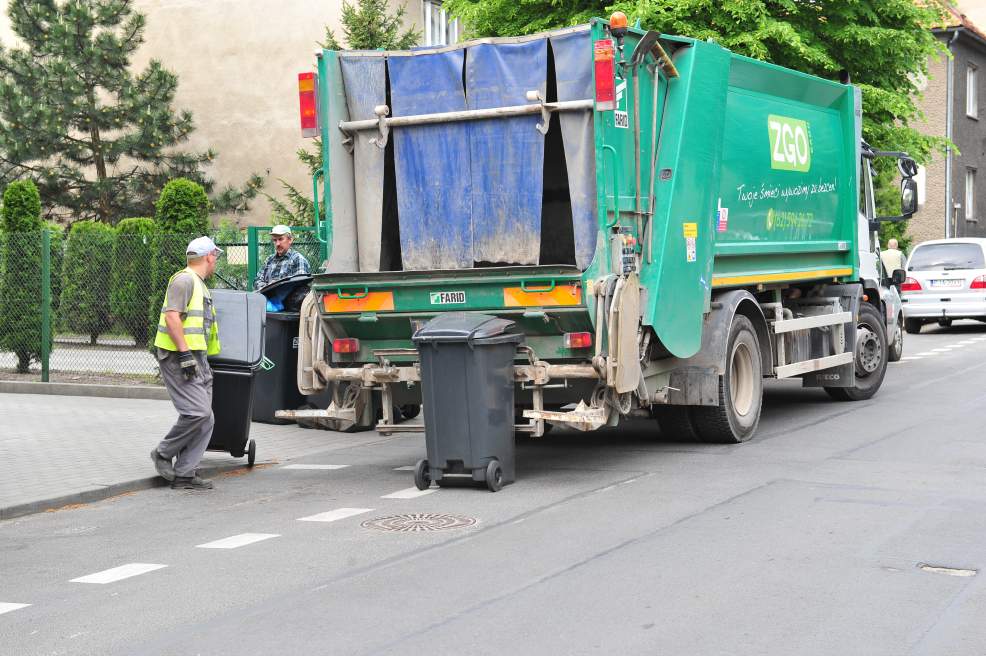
[
  {"xmin": 690, "ymin": 315, "xmax": 763, "ymax": 443},
  {"xmin": 825, "ymin": 302, "xmax": 887, "ymax": 402}
]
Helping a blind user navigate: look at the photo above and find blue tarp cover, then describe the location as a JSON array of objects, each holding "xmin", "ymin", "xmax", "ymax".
[
  {"xmin": 389, "ymin": 50, "xmax": 474, "ymax": 270},
  {"xmin": 466, "ymin": 40, "xmax": 547, "ymax": 265}
]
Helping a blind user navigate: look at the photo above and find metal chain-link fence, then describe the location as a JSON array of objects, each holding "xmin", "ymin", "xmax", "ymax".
[{"xmin": 0, "ymin": 227, "xmax": 324, "ymax": 385}]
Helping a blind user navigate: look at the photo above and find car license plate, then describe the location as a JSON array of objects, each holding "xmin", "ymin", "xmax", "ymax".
[{"xmin": 930, "ymin": 279, "xmax": 963, "ymax": 288}]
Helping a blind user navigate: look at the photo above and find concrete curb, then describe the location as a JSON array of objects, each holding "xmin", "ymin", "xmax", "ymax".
[
  {"xmin": 0, "ymin": 462, "xmax": 253, "ymax": 522},
  {"xmin": 0, "ymin": 381, "xmax": 168, "ymax": 400}
]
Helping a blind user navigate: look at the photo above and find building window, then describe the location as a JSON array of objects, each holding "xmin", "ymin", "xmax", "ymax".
[
  {"xmin": 966, "ymin": 168, "xmax": 976, "ymax": 221},
  {"xmin": 422, "ymin": 0, "xmax": 459, "ymax": 47},
  {"xmin": 967, "ymin": 64, "xmax": 978, "ymax": 118}
]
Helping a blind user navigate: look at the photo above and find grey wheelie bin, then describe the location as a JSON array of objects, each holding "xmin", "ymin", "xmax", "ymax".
[
  {"xmin": 208, "ymin": 290, "xmax": 266, "ymax": 466},
  {"xmin": 411, "ymin": 313, "xmax": 524, "ymax": 492}
]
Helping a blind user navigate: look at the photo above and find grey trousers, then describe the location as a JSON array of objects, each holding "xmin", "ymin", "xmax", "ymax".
[{"xmin": 157, "ymin": 350, "xmax": 214, "ymax": 477}]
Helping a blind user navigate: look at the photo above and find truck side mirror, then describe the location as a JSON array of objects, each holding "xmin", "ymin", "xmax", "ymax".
[
  {"xmin": 891, "ymin": 268, "xmax": 906, "ymax": 287},
  {"xmin": 901, "ymin": 177, "xmax": 918, "ymax": 217}
]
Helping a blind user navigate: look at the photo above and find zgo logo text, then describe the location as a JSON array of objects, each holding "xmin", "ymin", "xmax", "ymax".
[{"xmin": 767, "ymin": 115, "xmax": 811, "ymax": 172}]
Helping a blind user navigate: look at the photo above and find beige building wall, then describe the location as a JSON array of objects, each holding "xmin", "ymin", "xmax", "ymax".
[
  {"xmin": 0, "ymin": 0, "xmax": 425, "ymax": 227},
  {"xmin": 958, "ymin": 0, "xmax": 986, "ymax": 30},
  {"xmin": 907, "ymin": 53, "xmax": 949, "ymax": 246}
]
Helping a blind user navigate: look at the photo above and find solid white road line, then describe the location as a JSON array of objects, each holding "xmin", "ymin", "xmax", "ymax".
[
  {"xmin": 916, "ymin": 352, "xmax": 938, "ymax": 356},
  {"xmin": 281, "ymin": 464, "xmax": 350, "ymax": 470},
  {"xmin": 196, "ymin": 533, "xmax": 281, "ymax": 549},
  {"xmin": 382, "ymin": 487, "xmax": 437, "ymax": 499},
  {"xmin": 901, "ymin": 356, "xmax": 923, "ymax": 361},
  {"xmin": 71, "ymin": 563, "xmax": 167, "ymax": 584},
  {"xmin": 931, "ymin": 348, "xmax": 952, "ymax": 352},
  {"xmin": 0, "ymin": 603, "xmax": 30, "ymax": 616},
  {"xmin": 393, "ymin": 465, "xmax": 416, "ymax": 471},
  {"xmin": 297, "ymin": 508, "xmax": 374, "ymax": 523}
]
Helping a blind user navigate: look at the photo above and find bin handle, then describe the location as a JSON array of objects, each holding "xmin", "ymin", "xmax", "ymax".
[
  {"xmin": 520, "ymin": 279, "xmax": 556, "ymax": 293},
  {"xmin": 337, "ymin": 286, "xmax": 369, "ymax": 299}
]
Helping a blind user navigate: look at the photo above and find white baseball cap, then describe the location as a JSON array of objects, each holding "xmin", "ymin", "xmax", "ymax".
[
  {"xmin": 270, "ymin": 224, "xmax": 292, "ymax": 236},
  {"xmin": 186, "ymin": 236, "xmax": 223, "ymax": 257}
]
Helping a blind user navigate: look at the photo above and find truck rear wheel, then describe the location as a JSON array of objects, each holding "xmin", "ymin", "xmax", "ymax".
[
  {"xmin": 824, "ymin": 302, "xmax": 887, "ymax": 402},
  {"xmin": 690, "ymin": 315, "xmax": 763, "ymax": 443}
]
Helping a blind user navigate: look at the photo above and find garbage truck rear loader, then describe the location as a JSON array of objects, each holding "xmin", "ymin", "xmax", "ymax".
[{"xmin": 279, "ymin": 18, "xmax": 917, "ymax": 446}]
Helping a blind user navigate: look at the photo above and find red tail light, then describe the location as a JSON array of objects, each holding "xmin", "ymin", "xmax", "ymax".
[
  {"xmin": 298, "ymin": 72, "xmax": 319, "ymax": 138},
  {"xmin": 971, "ymin": 275, "xmax": 986, "ymax": 289},
  {"xmin": 564, "ymin": 332, "xmax": 592, "ymax": 349},
  {"xmin": 900, "ymin": 277, "xmax": 922, "ymax": 292},
  {"xmin": 594, "ymin": 40, "xmax": 616, "ymax": 111},
  {"xmin": 333, "ymin": 338, "xmax": 360, "ymax": 354}
]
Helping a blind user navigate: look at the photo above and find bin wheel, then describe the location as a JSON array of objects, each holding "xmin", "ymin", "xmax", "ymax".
[
  {"xmin": 247, "ymin": 439, "xmax": 256, "ymax": 466},
  {"xmin": 413, "ymin": 459, "xmax": 431, "ymax": 490},
  {"xmin": 485, "ymin": 460, "xmax": 503, "ymax": 492},
  {"xmin": 399, "ymin": 404, "xmax": 421, "ymax": 420}
]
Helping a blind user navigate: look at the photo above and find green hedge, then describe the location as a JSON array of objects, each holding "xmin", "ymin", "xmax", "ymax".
[
  {"xmin": 0, "ymin": 181, "xmax": 46, "ymax": 372},
  {"xmin": 60, "ymin": 220, "xmax": 115, "ymax": 344},
  {"xmin": 111, "ymin": 218, "xmax": 156, "ymax": 347}
]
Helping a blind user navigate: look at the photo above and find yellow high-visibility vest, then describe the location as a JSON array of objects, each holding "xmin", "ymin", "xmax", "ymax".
[{"xmin": 153, "ymin": 268, "xmax": 221, "ymax": 355}]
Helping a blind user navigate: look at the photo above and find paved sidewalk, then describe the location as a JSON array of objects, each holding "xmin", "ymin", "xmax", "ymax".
[{"xmin": 0, "ymin": 392, "xmax": 395, "ymax": 520}]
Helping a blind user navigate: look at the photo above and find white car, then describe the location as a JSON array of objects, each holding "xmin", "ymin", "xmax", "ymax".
[{"xmin": 901, "ymin": 238, "xmax": 986, "ymax": 333}]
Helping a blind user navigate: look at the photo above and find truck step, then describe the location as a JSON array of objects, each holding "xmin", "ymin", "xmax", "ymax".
[{"xmin": 523, "ymin": 401, "xmax": 607, "ymax": 432}]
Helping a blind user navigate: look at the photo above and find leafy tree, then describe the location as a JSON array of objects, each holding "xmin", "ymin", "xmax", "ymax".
[
  {"xmin": 265, "ymin": 5, "xmax": 420, "ymax": 223},
  {"xmin": 60, "ymin": 220, "xmax": 115, "ymax": 344},
  {"xmin": 111, "ymin": 217, "xmax": 156, "ymax": 346},
  {"xmin": 0, "ymin": 180, "xmax": 47, "ymax": 372},
  {"xmin": 445, "ymin": 0, "xmax": 950, "ymax": 227},
  {"xmin": 324, "ymin": 0, "xmax": 420, "ymax": 50},
  {"xmin": 0, "ymin": 0, "xmax": 261, "ymax": 222},
  {"xmin": 149, "ymin": 178, "xmax": 211, "ymax": 329}
]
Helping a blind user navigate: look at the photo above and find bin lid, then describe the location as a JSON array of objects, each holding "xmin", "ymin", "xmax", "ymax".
[
  {"xmin": 412, "ymin": 312, "xmax": 524, "ymax": 345},
  {"xmin": 209, "ymin": 289, "xmax": 267, "ymax": 368}
]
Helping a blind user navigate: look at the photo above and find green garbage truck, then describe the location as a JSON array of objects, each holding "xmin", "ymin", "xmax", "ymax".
[{"xmin": 278, "ymin": 16, "xmax": 918, "ymax": 445}]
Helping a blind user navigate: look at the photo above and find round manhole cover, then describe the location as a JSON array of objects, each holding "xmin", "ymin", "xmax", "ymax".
[{"xmin": 362, "ymin": 513, "xmax": 478, "ymax": 533}]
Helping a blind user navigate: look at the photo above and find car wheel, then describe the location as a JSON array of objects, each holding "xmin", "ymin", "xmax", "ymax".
[
  {"xmin": 888, "ymin": 315, "xmax": 904, "ymax": 362},
  {"xmin": 904, "ymin": 318, "xmax": 923, "ymax": 334}
]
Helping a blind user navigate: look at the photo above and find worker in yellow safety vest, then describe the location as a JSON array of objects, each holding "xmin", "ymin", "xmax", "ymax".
[{"xmin": 150, "ymin": 236, "xmax": 222, "ymax": 490}]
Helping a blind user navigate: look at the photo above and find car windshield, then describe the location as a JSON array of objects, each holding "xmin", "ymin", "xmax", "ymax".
[{"xmin": 908, "ymin": 243, "xmax": 986, "ymax": 271}]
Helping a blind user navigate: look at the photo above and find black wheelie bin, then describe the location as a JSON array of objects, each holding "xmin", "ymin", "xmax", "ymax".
[
  {"xmin": 208, "ymin": 289, "xmax": 266, "ymax": 465},
  {"xmin": 411, "ymin": 313, "xmax": 524, "ymax": 492},
  {"xmin": 253, "ymin": 275, "xmax": 312, "ymax": 423}
]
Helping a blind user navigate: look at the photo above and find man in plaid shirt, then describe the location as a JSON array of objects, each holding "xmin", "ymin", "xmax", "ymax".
[{"xmin": 254, "ymin": 225, "xmax": 311, "ymax": 289}]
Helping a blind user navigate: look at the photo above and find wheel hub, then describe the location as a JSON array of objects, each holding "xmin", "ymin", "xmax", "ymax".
[{"xmin": 856, "ymin": 324, "xmax": 881, "ymax": 375}]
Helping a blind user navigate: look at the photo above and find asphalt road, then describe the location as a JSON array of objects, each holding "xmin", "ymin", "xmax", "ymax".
[{"xmin": 3, "ymin": 321, "xmax": 986, "ymax": 655}]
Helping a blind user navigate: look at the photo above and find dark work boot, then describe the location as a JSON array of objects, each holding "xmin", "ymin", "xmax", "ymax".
[
  {"xmin": 150, "ymin": 449, "xmax": 175, "ymax": 482},
  {"xmin": 171, "ymin": 475, "xmax": 214, "ymax": 490}
]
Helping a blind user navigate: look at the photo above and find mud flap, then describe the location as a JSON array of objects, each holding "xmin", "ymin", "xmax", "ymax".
[{"xmin": 801, "ymin": 283, "xmax": 860, "ymax": 388}]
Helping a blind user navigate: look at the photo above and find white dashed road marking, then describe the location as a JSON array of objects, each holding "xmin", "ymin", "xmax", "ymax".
[
  {"xmin": 901, "ymin": 356, "xmax": 923, "ymax": 361},
  {"xmin": 382, "ymin": 487, "xmax": 437, "ymax": 499},
  {"xmin": 916, "ymin": 352, "xmax": 938, "ymax": 356},
  {"xmin": 196, "ymin": 533, "xmax": 280, "ymax": 549},
  {"xmin": 393, "ymin": 465, "xmax": 416, "ymax": 471},
  {"xmin": 71, "ymin": 563, "xmax": 167, "ymax": 584},
  {"xmin": 0, "ymin": 603, "xmax": 30, "ymax": 616},
  {"xmin": 297, "ymin": 508, "xmax": 374, "ymax": 523},
  {"xmin": 281, "ymin": 464, "xmax": 349, "ymax": 470},
  {"xmin": 932, "ymin": 348, "xmax": 952, "ymax": 352}
]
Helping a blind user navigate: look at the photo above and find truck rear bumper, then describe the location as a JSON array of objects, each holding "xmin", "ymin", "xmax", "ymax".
[
  {"xmin": 902, "ymin": 297, "xmax": 986, "ymax": 320},
  {"xmin": 311, "ymin": 359, "xmax": 599, "ymax": 386}
]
